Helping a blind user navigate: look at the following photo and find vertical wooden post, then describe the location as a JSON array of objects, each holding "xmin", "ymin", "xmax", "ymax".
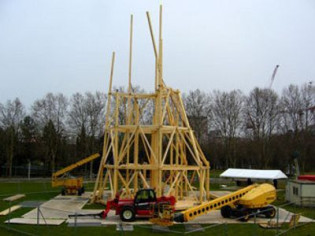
[
  {"xmin": 134, "ymin": 104, "xmax": 139, "ymax": 193},
  {"xmin": 158, "ymin": 4, "xmax": 163, "ymax": 88},
  {"xmin": 206, "ymin": 167, "xmax": 210, "ymax": 200},
  {"xmin": 93, "ymin": 52, "xmax": 115, "ymax": 201},
  {"xmin": 126, "ymin": 14, "xmax": 134, "ymax": 192},
  {"xmin": 146, "ymin": 11, "xmax": 158, "ymax": 90},
  {"xmin": 113, "ymin": 92, "xmax": 120, "ymax": 196},
  {"xmin": 128, "ymin": 14, "xmax": 133, "ymax": 93}
]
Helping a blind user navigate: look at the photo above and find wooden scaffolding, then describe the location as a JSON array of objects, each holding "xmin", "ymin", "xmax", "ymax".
[{"xmin": 91, "ymin": 5, "xmax": 210, "ymax": 204}]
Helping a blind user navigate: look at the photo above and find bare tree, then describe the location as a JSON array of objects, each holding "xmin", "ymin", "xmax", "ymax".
[
  {"xmin": 32, "ymin": 93, "xmax": 68, "ymax": 133},
  {"xmin": 278, "ymin": 84, "xmax": 303, "ymax": 133},
  {"xmin": 183, "ymin": 89, "xmax": 211, "ymax": 144},
  {"xmin": 68, "ymin": 92, "xmax": 88, "ymax": 136},
  {"xmin": 0, "ymin": 98, "xmax": 25, "ymax": 177},
  {"xmin": 85, "ymin": 91, "xmax": 106, "ymax": 138},
  {"xmin": 31, "ymin": 93, "xmax": 68, "ymax": 173},
  {"xmin": 210, "ymin": 90, "xmax": 244, "ymax": 167},
  {"xmin": 68, "ymin": 91, "xmax": 106, "ymax": 140},
  {"xmin": 278, "ymin": 83, "xmax": 315, "ymax": 172},
  {"xmin": 300, "ymin": 82, "xmax": 315, "ymax": 130},
  {"xmin": 244, "ymin": 88, "xmax": 279, "ymax": 168},
  {"xmin": 68, "ymin": 91, "xmax": 106, "ymax": 178}
]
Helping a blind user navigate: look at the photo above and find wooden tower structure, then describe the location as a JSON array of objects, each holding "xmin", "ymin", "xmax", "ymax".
[{"xmin": 92, "ymin": 6, "xmax": 210, "ymax": 204}]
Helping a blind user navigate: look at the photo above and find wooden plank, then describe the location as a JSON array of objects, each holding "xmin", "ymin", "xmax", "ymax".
[
  {"xmin": 0, "ymin": 205, "xmax": 21, "ymax": 216},
  {"xmin": 3, "ymin": 194, "xmax": 25, "ymax": 202}
]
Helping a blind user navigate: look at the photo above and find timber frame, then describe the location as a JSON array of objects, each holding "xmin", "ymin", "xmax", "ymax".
[{"xmin": 91, "ymin": 5, "xmax": 210, "ymax": 203}]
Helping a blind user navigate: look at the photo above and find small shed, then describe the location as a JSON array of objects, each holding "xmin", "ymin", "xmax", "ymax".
[{"xmin": 286, "ymin": 175, "xmax": 315, "ymax": 207}]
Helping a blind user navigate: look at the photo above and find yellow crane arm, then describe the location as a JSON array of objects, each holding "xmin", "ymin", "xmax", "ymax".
[
  {"xmin": 52, "ymin": 153, "xmax": 100, "ymax": 179},
  {"xmin": 174, "ymin": 184, "xmax": 257, "ymax": 222}
]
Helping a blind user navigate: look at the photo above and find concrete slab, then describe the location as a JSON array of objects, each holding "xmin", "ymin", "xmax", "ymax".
[
  {"xmin": 5, "ymin": 218, "xmax": 64, "ymax": 225},
  {"xmin": 22, "ymin": 192, "xmax": 91, "ymax": 219},
  {"xmin": 152, "ymin": 225, "xmax": 170, "ymax": 233},
  {"xmin": 68, "ymin": 219, "xmax": 102, "ymax": 227},
  {"xmin": 97, "ymin": 207, "xmax": 314, "ymax": 226},
  {"xmin": 210, "ymin": 191, "xmax": 231, "ymax": 198},
  {"xmin": 0, "ymin": 205, "xmax": 21, "ymax": 216},
  {"xmin": 176, "ymin": 200, "xmax": 198, "ymax": 211},
  {"xmin": 67, "ymin": 218, "xmax": 103, "ymax": 225},
  {"xmin": 177, "ymin": 208, "xmax": 314, "ymax": 225},
  {"xmin": 20, "ymin": 201, "xmax": 44, "ymax": 208},
  {"xmin": 116, "ymin": 224, "xmax": 134, "ymax": 231},
  {"xmin": 184, "ymin": 224, "xmax": 205, "ymax": 232},
  {"xmin": 3, "ymin": 194, "xmax": 25, "ymax": 202}
]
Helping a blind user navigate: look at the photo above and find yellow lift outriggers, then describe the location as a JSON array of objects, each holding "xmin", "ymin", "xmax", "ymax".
[
  {"xmin": 52, "ymin": 153, "xmax": 100, "ymax": 196},
  {"xmin": 151, "ymin": 183, "xmax": 277, "ymax": 225}
]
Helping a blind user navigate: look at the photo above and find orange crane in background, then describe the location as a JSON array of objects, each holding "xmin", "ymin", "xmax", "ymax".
[{"xmin": 269, "ymin": 65, "xmax": 280, "ymax": 89}]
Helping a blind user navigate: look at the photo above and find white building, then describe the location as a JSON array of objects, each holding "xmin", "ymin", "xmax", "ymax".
[{"xmin": 286, "ymin": 176, "xmax": 315, "ymax": 207}]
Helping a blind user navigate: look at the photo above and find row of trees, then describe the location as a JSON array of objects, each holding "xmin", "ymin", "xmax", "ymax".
[
  {"xmin": 0, "ymin": 82, "xmax": 314, "ymax": 177},
  {"xmin": 184, "ymin": 82, "xmax": 314, "ymax": 172},
  {"xmin": 0, "ymin": 92, "xmax": 106, "ymax": 177}
]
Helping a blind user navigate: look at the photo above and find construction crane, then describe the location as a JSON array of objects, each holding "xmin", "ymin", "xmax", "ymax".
[
  {"xmin": 52, "ymin": 153, "xmax": 100, "ymax": 196},
  {"xmin": 268, "ymin": 65, "xmax": 280, "ymax": 89}
]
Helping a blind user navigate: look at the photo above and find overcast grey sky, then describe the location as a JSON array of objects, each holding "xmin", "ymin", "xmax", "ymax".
[{"xmin": 0, "ymin": 0, "xmax": 314, "ymax": 108}]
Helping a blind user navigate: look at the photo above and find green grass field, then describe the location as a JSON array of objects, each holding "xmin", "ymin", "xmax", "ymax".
[{"xmin": 0, "ymin": 179, "xmax": 314, "ymax": 236}]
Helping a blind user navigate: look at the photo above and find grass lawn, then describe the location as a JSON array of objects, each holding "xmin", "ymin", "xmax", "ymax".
[
  {"xmin": 0, "ymin": 179, "xmax": 314, "ymax": 236},
  {"xmin": 210, "ymin": 169, "xmax": 224, "ymax": 178}
]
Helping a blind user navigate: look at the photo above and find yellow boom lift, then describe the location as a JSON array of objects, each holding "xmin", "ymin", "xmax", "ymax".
[
  {"xmin": 52, "ymin": 153, "xmax": 100, "ymax": 196},
  {"xmin": 151, "ymin": 183, "xmax": 277, "ymax": 225}
]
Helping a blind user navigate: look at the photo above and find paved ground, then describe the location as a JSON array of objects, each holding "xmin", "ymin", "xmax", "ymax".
[
  {"xmin": 5, "ymin": 192, "xmax": 90, "ymax": 225},
  {"xmin": 7, "ymin": 191, "xmax": 314, "ymax": 226},
  {"xmin": 22, "ymin": 192, "xmax": 90, "ymax": 219},
  {"xmin": 65, "ymin": 207, "xmax": 314, "ymax": 225},
  {"xmin": 5, "ymin": 218, "xmax": 64, "ymax": 225}
]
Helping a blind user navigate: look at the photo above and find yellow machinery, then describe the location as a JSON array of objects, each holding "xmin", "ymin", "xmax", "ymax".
[
  {"xmin": 151, "ymin": 183, "xmax": 276, "ymax": 225},
  {"xmin": 52, "ymin": 153, "xmax": 100, "ymax": 196}
]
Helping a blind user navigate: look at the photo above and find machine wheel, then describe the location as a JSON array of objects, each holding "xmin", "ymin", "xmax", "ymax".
[
  {"xmin": 77, "ymin": 188, "xmax": 83, "ymax": 196},
  {"xmin": 120, "ymin": 206, "xmax": 135, "ymax": 222},
  {"xmin": 220, "ymin": 206, "xmax": 232, "ymax": 218},
  {"xmin": 264, "ymin": 206, "xmax": 276, "ymax": 218},
  {"xmin": 61, "ymin": 188, "xmax": 66, "ymax": 196}
]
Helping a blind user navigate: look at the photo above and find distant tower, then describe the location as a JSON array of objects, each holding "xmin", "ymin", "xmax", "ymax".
[{"xmin": 91, "ymin": 5, "xmax": 210, "ymax": 203}]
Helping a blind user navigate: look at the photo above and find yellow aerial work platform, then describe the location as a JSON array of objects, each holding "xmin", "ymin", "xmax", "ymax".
[
  {"xmin": 52, "ymin": 153, "xmax": 100, "ymax": 196},
  {"xmin": 151, "ymin": 183, "xmax": 277, "ymax": 225}
]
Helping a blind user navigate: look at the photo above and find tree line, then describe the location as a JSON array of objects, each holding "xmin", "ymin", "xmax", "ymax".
[{"xmin": 0, "ymin": 83, "xmax": 314, "ymax": 177}]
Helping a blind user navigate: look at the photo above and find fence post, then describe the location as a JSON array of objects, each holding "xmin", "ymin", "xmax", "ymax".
[
  {"xmin": 7, "ymin": 201, "xmax": 11, "ymax": 224},
  {"xmin": 276, "ymin": 206, "xmax": 279, "ymax": 235},
  {"xmin": 74, "ymin": 212, "xmax": 77, "ymax": 233},
  {"xmin": 28, "ymin": 161, "xmax": 31, "ymax": 180},
  {"xmin": 37, "ymin": 206, "xmax": 40, "ymax": 225},
  {"xmin": 254, "ymin": 212, "xmax": 257, "ymax": 236}
]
